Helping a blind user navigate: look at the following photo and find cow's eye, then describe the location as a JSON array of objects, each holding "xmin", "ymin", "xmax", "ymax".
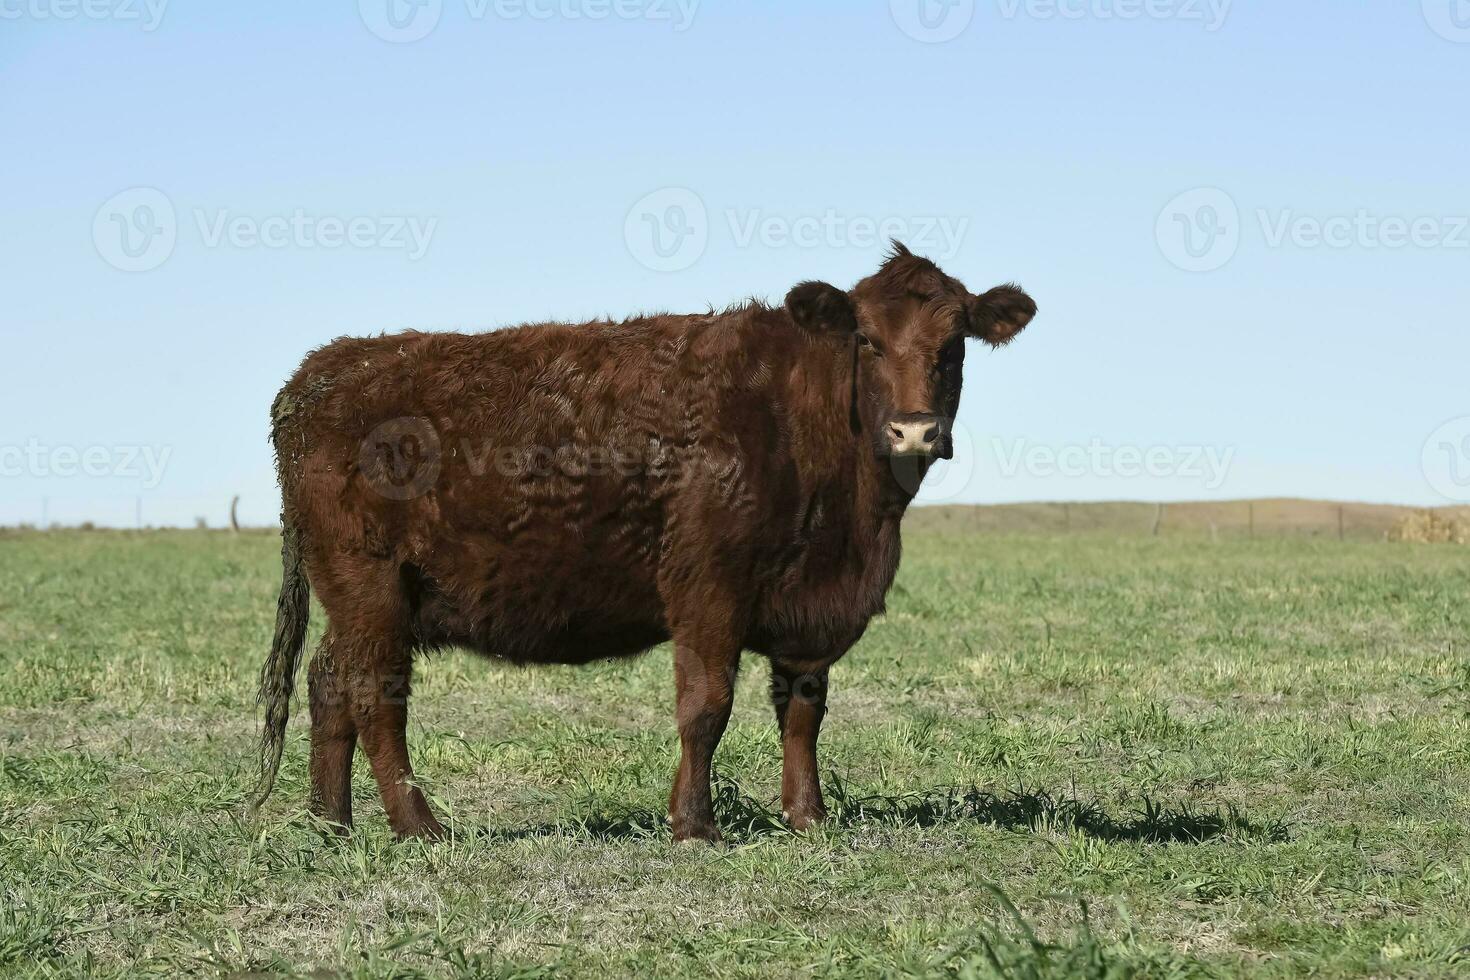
[{"xmin": 856, "ymin": 333, "xmax": 879, "ymax": 355}]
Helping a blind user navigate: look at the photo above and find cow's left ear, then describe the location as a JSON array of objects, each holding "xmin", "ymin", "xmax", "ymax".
[
  {"xmin": 785, "ymin": 281, "xmax": 858, "ymax": 335},
  {"xmin": 967, "ymin": 284, "xmax": 1037, "ymax": 347}
]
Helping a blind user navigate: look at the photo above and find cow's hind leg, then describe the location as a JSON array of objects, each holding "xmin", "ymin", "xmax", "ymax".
[
  {"xmin": 307, "ymin": 632, "xmax": 356, "ymax": 832},
  {"xmin": 314, "ymin": 553, "xmax": 444, "ymax": 841},
  {"xmin": 343, "ymin": 637, "xmax": 444, "ymax": 840}
]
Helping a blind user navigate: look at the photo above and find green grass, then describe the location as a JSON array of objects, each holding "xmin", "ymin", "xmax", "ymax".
[{"xmin": 2, "ymin": 528, "xmax": 1468, "ymax": 978}]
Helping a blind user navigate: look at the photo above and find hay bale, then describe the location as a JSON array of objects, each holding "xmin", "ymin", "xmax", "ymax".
[{"xmin": 1388, "ymin": 510, "xmax": 1469, "ymax": 544}]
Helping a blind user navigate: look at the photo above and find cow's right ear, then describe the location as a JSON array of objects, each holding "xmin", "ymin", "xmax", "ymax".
[{"xmin": 785, "ymin": 281, "xmax": 858, "ymax": 335}]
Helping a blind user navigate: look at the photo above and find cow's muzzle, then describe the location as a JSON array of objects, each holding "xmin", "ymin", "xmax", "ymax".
[{"xmin": 885, "ymin": 414, "xmax": 948, "ymax": 459}]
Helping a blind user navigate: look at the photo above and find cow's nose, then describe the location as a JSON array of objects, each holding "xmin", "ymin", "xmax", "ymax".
[{"xmin": 887, "ymin": 419, "xmax": 940, "ymax": 457}]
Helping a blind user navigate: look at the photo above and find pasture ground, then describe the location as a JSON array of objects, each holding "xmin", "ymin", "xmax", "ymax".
[{"xmin": 2, "ymin": 527, "xmax": 1468, "ymax": 978}]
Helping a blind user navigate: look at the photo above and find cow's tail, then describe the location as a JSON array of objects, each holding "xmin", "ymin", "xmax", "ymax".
[{"xmin": 245, "ymin": 518, "xmax": 311, "ymax": 820}]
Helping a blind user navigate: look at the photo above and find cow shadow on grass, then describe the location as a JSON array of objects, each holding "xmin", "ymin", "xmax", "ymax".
[{"xmin": 463, "ymin": 775, "xmax": 1289, "ymax": 846}]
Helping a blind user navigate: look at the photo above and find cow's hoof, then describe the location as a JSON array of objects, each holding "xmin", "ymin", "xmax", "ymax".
[
  {"xmin": 393, "ymin": 818, "xmax": 448, "ymax": 842},
  {"xmin": 783, "ymin": 808, "xmax": 828, "ymax": 832},
  {"xmin": 310, "ymin": 815, "xmax": 354, "ymax": 838},
  {"xmin": 672, "ymin": 822, "xmax": 723, "ymax": 846}
]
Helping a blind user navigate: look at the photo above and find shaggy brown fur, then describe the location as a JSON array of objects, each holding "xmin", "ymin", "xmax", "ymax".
[{"xmin": 249, "ymin": 243, "xmax": 1036, "ymax": 841}]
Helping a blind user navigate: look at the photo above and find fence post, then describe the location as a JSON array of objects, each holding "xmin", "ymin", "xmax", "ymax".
[
  {"xmin": 230, "ymin": 495, "xmax": 241, "ymax": 534},
  {"xmin": 1152, "ymin": 502, "xmax": 1164, "ymax": 536}
]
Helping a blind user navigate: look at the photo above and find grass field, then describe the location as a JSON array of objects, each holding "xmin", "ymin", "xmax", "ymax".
[{"xmin": 2, "ymin": 527, "xmax": 1469, "ymax": 978}]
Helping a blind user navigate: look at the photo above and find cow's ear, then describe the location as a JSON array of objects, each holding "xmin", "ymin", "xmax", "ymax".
[
  {"xmin": 785, "ymin": 281, "xmax": 858, "ymax": 335},
  {"xmin": 967, "ymin": 284, "xmax": 1036, "ymax": 347}
]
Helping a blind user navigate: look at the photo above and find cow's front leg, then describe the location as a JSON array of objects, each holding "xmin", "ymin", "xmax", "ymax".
[
  {"xmin": 668, "ymin": 633, "xmax": 740, "ymax": 843},
  {"xmin": 770, "ymin": 661, "xmax": 829, "ymax": 830}
]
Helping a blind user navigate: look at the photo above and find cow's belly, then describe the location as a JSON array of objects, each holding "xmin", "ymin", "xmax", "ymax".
[
  {"xmin": 462, "ymin": 618, "xmax": 670, "ymax": 665},
  {"xmin": 406, "ymin": 527, "xmax": 668, "ymax": 664}
]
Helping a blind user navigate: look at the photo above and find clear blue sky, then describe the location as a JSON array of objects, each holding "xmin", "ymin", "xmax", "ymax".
[{"xmin": 3, "ymin": 1, "xmax": 1467, "ymax": 526}]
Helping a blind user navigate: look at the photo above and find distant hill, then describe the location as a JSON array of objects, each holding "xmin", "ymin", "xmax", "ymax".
[
  {"xmin": 904, "ymin": 499, "xmax": 1470, "ymax": 540},
  {"xmin": 6, "ymin": 499, "xmax": 1467, "ymax": 539}
]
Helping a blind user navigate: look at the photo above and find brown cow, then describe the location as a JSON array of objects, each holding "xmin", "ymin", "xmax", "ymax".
[{"xmin": 248, "ymin": 243, "xmax": 1035, "ymax": 842}]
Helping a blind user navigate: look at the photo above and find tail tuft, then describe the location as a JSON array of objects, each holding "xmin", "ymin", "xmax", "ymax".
[{"xmin": 245, "ymin": 519, "xmax": 311, "ymax": 819}]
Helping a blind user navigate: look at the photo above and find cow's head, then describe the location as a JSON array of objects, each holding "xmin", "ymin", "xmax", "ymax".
[{"xmin": 785, "ymin": 242, "xmax": 1036, "ymax": 487}]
